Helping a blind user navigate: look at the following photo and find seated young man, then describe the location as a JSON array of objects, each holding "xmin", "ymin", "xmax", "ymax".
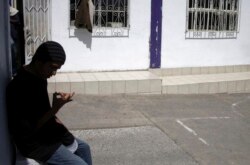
[{"xmin": 6, "ymin": 41, "xmax": 92, "ymax": 165}]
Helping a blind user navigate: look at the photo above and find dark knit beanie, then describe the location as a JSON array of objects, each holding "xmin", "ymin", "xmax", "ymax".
[{"xmin": 32, "ymin": 41, "xmax": 66, "ymax": 64}]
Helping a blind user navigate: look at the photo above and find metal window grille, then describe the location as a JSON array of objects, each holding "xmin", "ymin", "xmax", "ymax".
[
  {"xmin": 23, "ymin": 0, "xmax": 51, "ymax": 63},
  {"xmin": 70, "ymin": 0, "xmax": 129, "ymax": 37},
  {"xmin": 186, "ymin": 0, "xmax": 240, "ymax": 39}
]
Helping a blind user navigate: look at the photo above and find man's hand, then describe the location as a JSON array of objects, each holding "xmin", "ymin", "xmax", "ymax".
[
  {"xmin": 52, "ymin": 92, "xmax": 75, "ymax": 113},
  {"xmin": 36, "ymin": 92, "xmax": 75, "ymax": 130}
]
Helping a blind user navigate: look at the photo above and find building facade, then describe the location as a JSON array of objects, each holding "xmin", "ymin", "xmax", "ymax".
[{"xmin": 22, "ymin": 0, "xmax": 250, "ymax": 72}]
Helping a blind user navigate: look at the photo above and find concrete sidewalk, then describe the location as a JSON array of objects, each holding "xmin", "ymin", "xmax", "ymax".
[{"xmin": 57, "ymin": 93, "xmax": 250, "ymax": 165}]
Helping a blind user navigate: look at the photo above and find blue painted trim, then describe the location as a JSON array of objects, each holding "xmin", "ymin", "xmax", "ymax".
[{"xmin": 150, "ymin": 0, "xmax": 162, "ymax": 68}]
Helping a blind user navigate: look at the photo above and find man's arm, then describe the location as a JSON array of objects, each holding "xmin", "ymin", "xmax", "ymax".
[{"xmin": 36, "ymin": 92, "xmax": 75, "ymax": 129}]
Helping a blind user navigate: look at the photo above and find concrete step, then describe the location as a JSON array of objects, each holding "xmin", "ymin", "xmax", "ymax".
[
  {"xmin": 48, "ymin": 71, "xmax": 162, "ymax": 95},
  {"xmin": 150, "ymin": 65, "xmax": 250, "ymax": 76},
  {"xmin": 48, "ymin": 71, "xmax": 250, "ymax": 95},
  {"xmin": 162, "ymin": 72, "xmax": 250, "ymax": 94}
]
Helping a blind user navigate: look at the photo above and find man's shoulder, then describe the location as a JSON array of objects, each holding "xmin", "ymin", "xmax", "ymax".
[
  {"xmin": 7, "ymin": 71, "xmax": 28, "ymax": 89},
  {"xmin": 6, "ymin": 77, "xmax": 20, "ymax": 93}
]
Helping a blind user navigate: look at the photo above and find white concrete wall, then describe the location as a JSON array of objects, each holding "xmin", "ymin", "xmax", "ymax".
[
  {"xmin": 162, "ymin": 0, "xmax": 250, "ymax": 68},
  {"xmin": 51, "ymin": 0, "xmax": 151, "ymax": 72},
  {"xmin": 0, "ymin": 0, "xmax": 13, "ymax": 164}
]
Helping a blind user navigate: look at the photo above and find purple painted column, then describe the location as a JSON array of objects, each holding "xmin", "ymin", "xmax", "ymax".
[{"xmin": 150, "ymin": 0, "xmax": 162, "ymax": 68}]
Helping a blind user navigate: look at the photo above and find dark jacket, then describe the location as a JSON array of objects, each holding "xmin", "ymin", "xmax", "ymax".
[{"xmin": 6, "ymin": 68, "xmax": 74, "ymax": 162}]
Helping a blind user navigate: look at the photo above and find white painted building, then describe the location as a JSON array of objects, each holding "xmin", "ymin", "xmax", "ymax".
[
  {"xmin": 162, "ymin": 0, "xmax": 250, "ymax": 68},
  {"xmin": 51, "ymin": 0, "xmax": 151, "ymax": 72},
  {"xmin": 23, "ymin": 0, "xmax": 250, "ymax": 72}
]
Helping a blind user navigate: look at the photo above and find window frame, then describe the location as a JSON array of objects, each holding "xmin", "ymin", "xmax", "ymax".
[
  {"xmin": 69, "ymin": 0, "xmax": 130, "ymax": 37},
  {"xmin": 185, "ymin": 0, "xmax": 241, "ymax": 39}
]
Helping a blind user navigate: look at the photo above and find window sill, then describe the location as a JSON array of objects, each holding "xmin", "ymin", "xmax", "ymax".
[
  {"xmin": 185, "ymin": 31, "xmax": 238, "ymax": 39},
  {"xmin": 69, "ymin": 26, "xmax": 130, "ymax": 37}
]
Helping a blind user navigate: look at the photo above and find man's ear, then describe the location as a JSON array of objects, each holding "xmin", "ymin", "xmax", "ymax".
[{"xmin": 34, "ymin": 60, "xmax": 46, "ymax": 72}]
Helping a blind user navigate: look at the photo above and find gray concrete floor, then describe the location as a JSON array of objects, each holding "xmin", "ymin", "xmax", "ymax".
[{"xmin": 57, "ymin": 93, "xmax": 250, "ymax": 165}]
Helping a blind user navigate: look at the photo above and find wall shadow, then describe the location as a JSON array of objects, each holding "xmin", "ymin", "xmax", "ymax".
[{"xmin": 73, "ymin": 29, "xmax": 92, "ymax": 49}]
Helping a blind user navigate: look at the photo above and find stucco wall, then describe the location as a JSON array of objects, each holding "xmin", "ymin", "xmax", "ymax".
[
  {"xmin": 162, "ymin": 0, "xmax": 250, "ymax": 68},
  {"xmin": 51, "ymin": 0, "xmax": 151, "ymax": 72}
]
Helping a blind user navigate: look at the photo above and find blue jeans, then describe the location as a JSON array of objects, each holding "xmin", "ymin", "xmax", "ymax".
[{"xmin": 46, "ymin": 138, "xmax": 92, "ymax": 165}]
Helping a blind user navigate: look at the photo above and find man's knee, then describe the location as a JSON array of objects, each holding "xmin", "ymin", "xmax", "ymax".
[{"xmin": 77, "ymin": 139, "xmax": 91, "ymax": 151}]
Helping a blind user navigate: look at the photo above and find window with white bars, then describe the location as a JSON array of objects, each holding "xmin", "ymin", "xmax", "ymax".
[
  {"xmin": 186, "ymin": 0, "xmax": 240, "ymax": 39},
  {"xmin": 70, "ymin": 0, "xmax": 129, "ymax": 37}
]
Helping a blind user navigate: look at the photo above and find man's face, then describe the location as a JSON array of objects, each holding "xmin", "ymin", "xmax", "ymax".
[{"xmin": 39, "ymin": 61, "xmax": 63, "ymax": 79}]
